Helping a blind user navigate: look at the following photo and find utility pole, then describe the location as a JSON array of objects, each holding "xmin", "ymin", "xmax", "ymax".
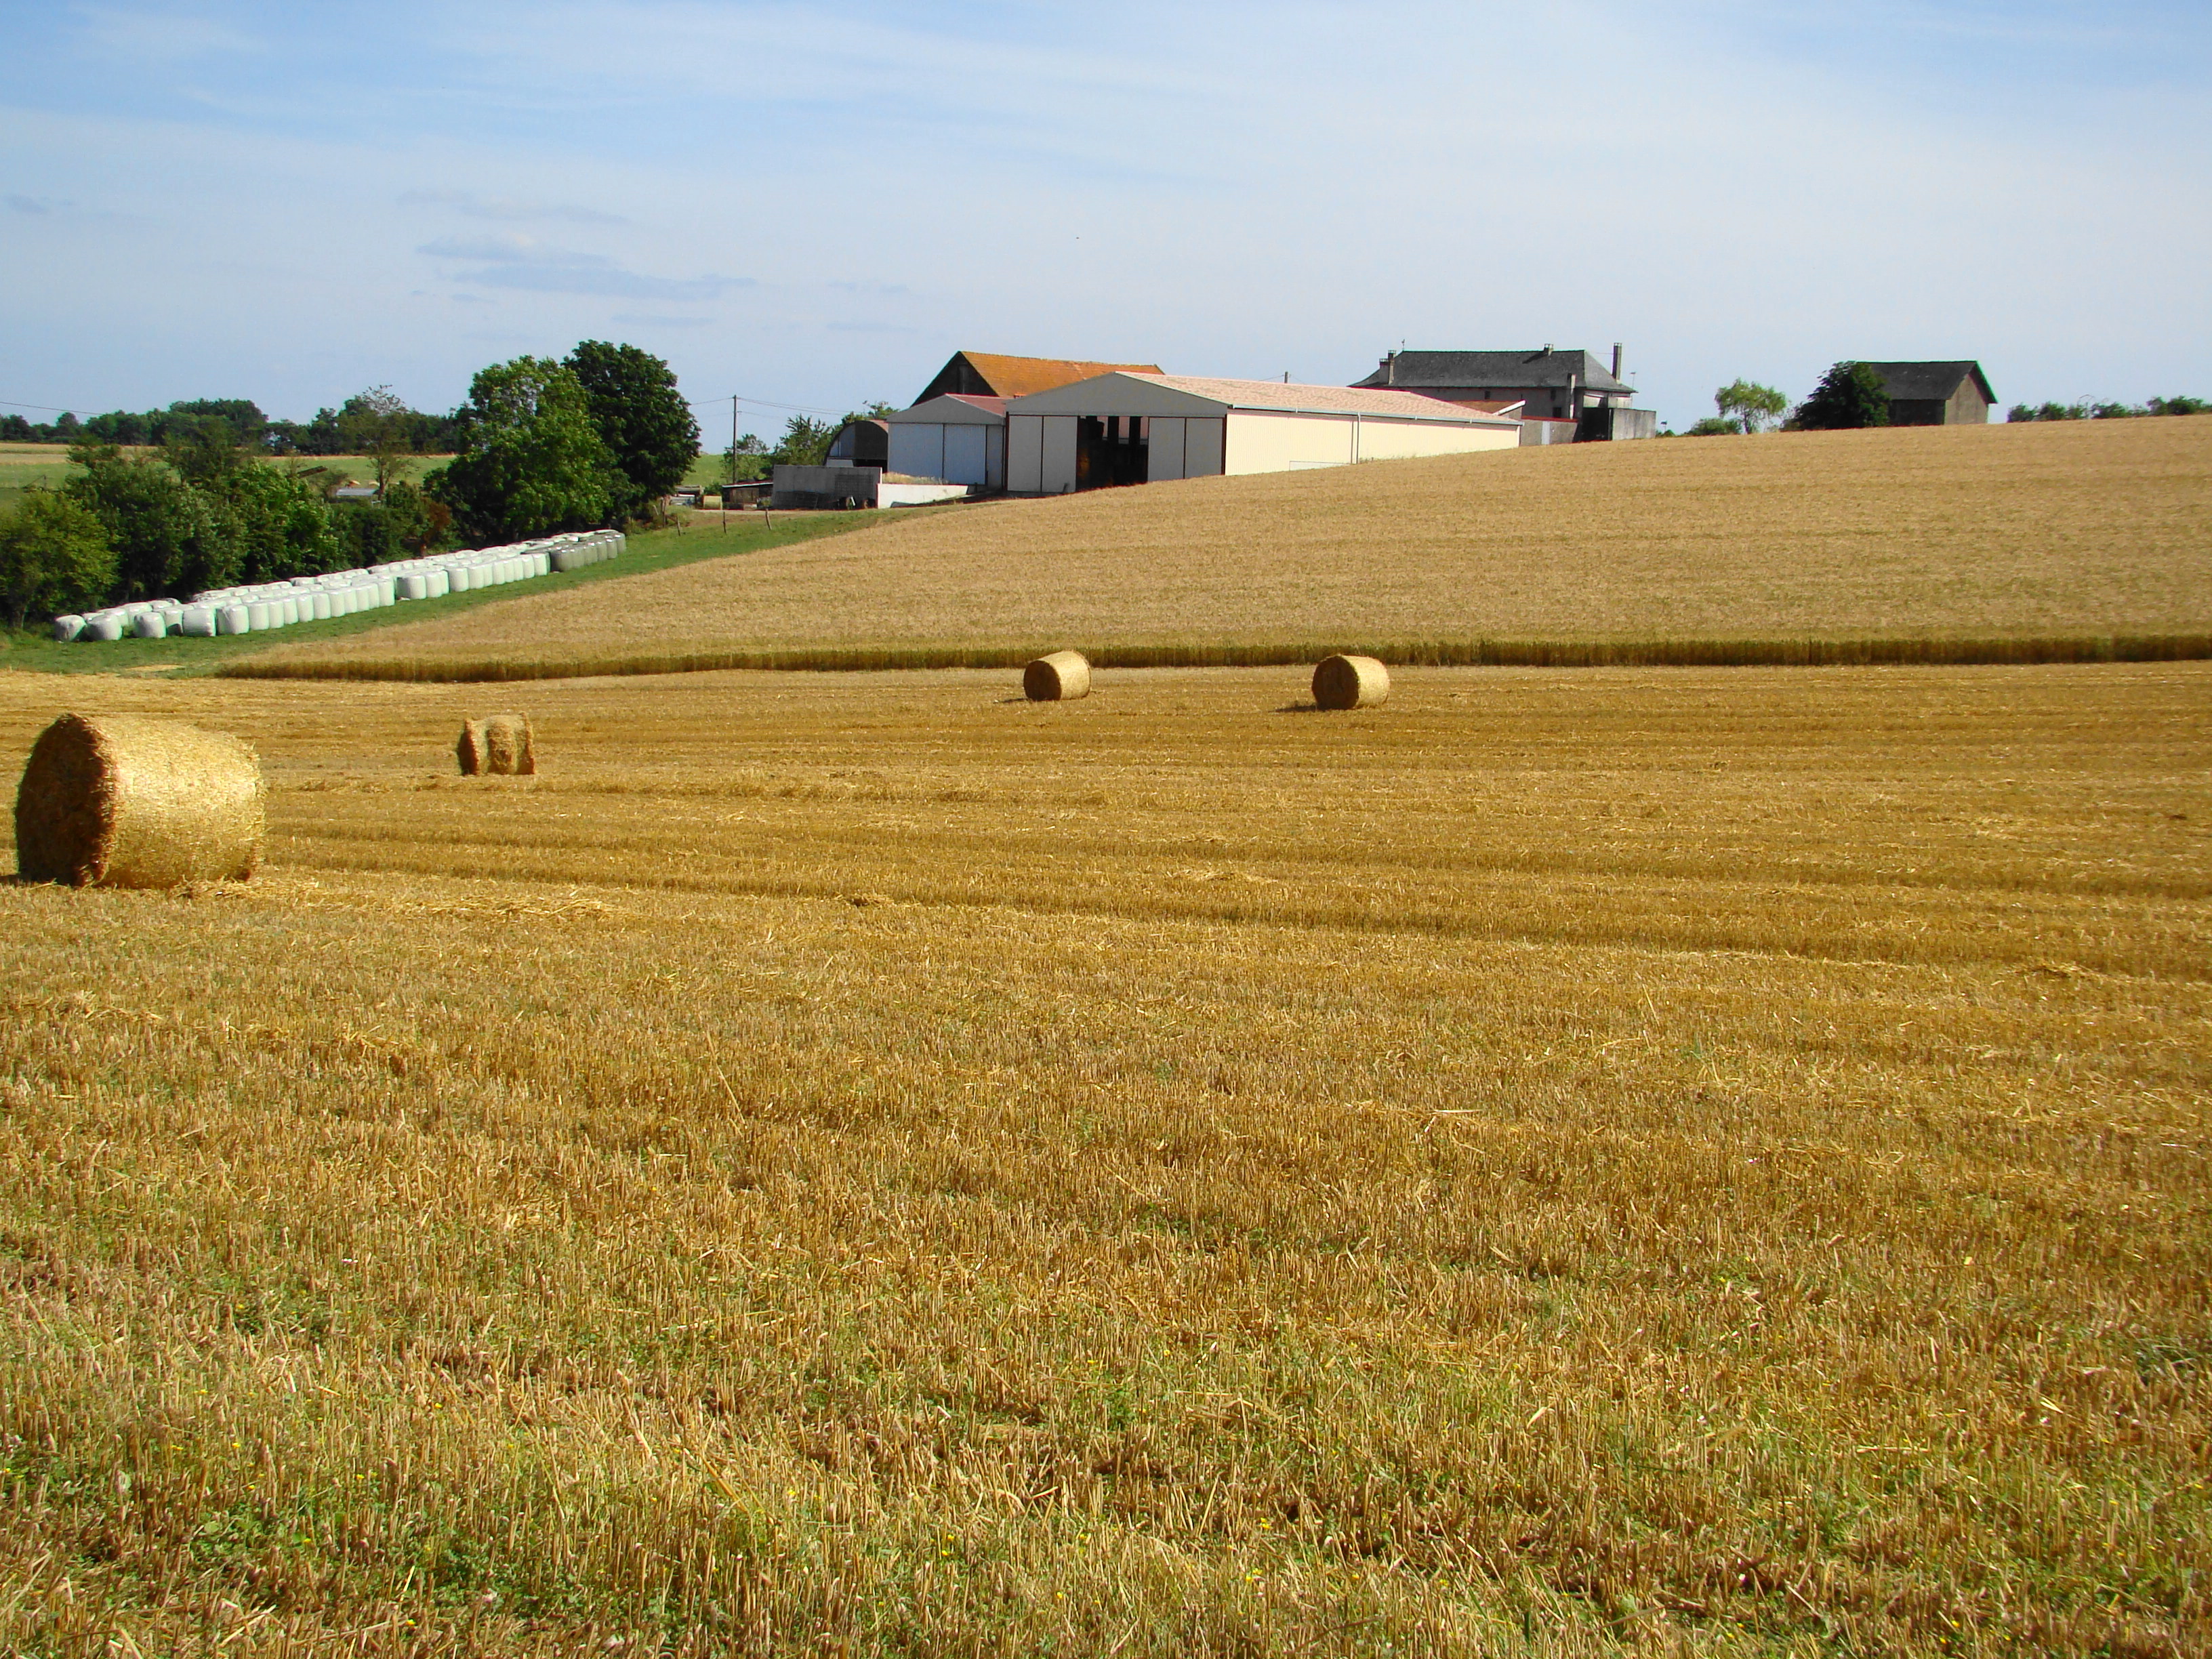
[{"xmin": 729, "ymin": 394, "xmax": 739, "ymax": 531}]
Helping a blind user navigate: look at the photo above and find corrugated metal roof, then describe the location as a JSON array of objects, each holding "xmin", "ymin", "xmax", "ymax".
[
  {"xmin": 1124, "ymin": 374, "xmax": 1515, "ymax": 423},
  {"xmin": 958, "ymin": 353, "xmax": 1163, "ymax": 398}
]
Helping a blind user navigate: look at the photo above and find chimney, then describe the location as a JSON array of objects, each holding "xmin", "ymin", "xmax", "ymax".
[{"xmin": 1612, "ymin": 343, "xmax": 1623, "ymax": 379}]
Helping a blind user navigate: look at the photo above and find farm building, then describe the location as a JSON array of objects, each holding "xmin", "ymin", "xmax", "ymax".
[
  {"xmin": 1001, "ymin": 373, "xmax": 1521, "ymax": 494},
  {"xmin": 823, "ymin": 417, "xmax": 889, "ymax": 468},
  {"xmin": 1355, "ymin": 347, "xmax": 1656, "ymax": 441},
  {"xmin": 886, "ymin": 395, "xmax": 1008, "ymax": 491},
  {"xmin": 913, "ymin": 350, "xmax": 1162, "ymax": 405},
  {"xmin": 1864, "ymin": 361, "xmax": 1996, "ymax": 426}
]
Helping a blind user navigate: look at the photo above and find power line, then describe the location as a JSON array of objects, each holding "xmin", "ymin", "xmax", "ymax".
[
  {"xmin": 685, "ymin": 393, "xmax": 850, "ymax": 418},
  {"xmin": 0, "ymin": 398, "xmax": 93, "ymax": 415}
]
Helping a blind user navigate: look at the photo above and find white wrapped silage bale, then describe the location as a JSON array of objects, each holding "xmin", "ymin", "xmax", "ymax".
[
  {"xmin": 310, "ymin": 592, "xmax": 331, "ymax": 621},
  {"xmin": 426, "ymin": 570, "xmax": 449, "ymax": 598},
  {"xmin": 247, "ymin": 602, "xmax": 274, "ymax": 631},
  {"xmin": 84, "ymin": 613, "xmax": 125, "ymax": 642},
  {"xmin": 52, "ymin": 615, "xmax": 85, "ymax": 642},
  {"xmin": 396, "ymin": 573, "xmax": 427, "ymax": 601},
  {"xmin": 133, "ymin": 613, "xmax": 168, "ymax": 639},
  {"xmin": 179, "ymin": 605, "xmax": 216, "ymax": 638},
  {"xmin": 218, "ymin": 606, "xmax": 250, "ymax": 636}
]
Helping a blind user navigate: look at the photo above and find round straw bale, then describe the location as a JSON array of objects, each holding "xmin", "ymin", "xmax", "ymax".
[
  {"xmin": 1023, "ymin": 649, "xmax": 1092, "ymax": 701},
  {"xmin": 14, "ymin": 714, "xmax": 265, "ymax": 888},
  {"xmin": 1311, "ymin": 653, "xmax": 1390, "ymax": 710},
  {"xmin": 456, "ymin": 714, "xmax": 536, "ymax": 777}
]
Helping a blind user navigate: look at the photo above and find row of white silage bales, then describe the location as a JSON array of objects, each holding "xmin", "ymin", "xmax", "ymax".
[{"xmin": 52, "ymin": 531, "xmax": 626, "ymax": 641}]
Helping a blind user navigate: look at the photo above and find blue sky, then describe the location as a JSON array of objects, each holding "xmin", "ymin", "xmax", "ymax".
[{"xmin": 3, "ymin": 1, "xmax": 2208, "ymax": 434}]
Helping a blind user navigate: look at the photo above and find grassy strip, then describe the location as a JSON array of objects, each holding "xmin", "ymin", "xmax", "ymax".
[
  {"xmin": 0, "ymin": 511, "xmax": 874, "ymax": 677},
  {"xmin": 214, "ymin": 631, "xmax": 2212, "ymax": 684}
]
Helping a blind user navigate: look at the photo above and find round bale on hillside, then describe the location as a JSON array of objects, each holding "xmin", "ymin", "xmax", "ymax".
[
  {"xmin": 1312, "ymin": 654, "xmax": 1390, "ymax": 711},
  {"xmin": 1023, "ymin": 649, "xmax": 1092, "ymax": 702},
  {"xmin": 457, "ymin": 715, "xmax": 537, "ymax": 777},
  {"xmin": 14, "ymin": 713, "xmax": 266, "ymax": 888}
]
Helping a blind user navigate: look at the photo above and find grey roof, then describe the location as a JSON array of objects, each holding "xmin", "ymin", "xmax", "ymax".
[
  {"xmin": 1353, "ymin": 349, "xmax": 1632, "ymax": 394},
  {"xmin": 1862, "ymin": 361, "xmax": 1995, "ymax": 404}
]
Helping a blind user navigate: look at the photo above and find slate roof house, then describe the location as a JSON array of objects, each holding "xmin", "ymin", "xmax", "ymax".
[
  {"xmin": 1353, "ymin": 347, "xmax": 1655, "ymax": 441},
  {"xmin": 1863, "ymin": 362, "xmax": 1996, "ymax": 426}
]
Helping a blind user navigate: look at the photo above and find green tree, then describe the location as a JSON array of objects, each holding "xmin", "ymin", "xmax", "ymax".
[
  {"xmin": 565, "ymin": 342, "xmax": 700, "ymax": 520},
  {"xmin": 770, "ymin": 415, "xmax": 838, "ymax": 467},
  {"xmin": 66, "ymin": 444, "xmax": 241, "ymax": 600},
  {"xmin": 163, "ymin": 411, "xmax": 249, "ymax": 484},
  {"xmin": 336, "ymin": 386, "xmax": 417, "ymax": 493},
  {"xmin": 426, "ymin": 357, "xmax": 618, "ymax": 544},
  {"xmin": 0, "ymin": 490, "xmax": 117, "ymax": 627},
  {"xmin": 1793, "ymin": 363, "xmax": 1891, "ymax": 430},
  {"xmin": 1714, "ymin": 379, "xmax": 1787, "ymax": 434},
  {"xmin": 206, "ymin": 462, "xmax": 342, "ymax": 582}
]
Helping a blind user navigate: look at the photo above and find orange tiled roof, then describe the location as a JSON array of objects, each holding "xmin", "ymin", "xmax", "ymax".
[{"xmin": 959, "ymin": 352, "xmax": 1163, "ymax": 398}]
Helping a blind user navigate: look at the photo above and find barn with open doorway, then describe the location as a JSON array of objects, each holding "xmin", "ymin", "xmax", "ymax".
[{"xmin": 1001, "ymin": 374, "xmax": 1520, "ymax": 494}]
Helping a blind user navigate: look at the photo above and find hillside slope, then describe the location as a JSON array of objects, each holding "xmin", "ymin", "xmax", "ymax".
[{"xmin": 243, "ymin": 417, "xmax": 2212, "ymax": 678}]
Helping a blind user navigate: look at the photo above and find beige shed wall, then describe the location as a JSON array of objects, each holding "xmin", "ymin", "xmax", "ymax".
[
  {"xmin": 1007, "ymin": 415, "xmax": 1043, "ymax": 493},
  {"xmin": 1220, "ymin": 410, "xmax": 1514, "ymax": 476}
]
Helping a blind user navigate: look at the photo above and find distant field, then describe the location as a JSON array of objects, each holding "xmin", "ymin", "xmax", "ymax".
[
  {"xmin": 232, "ymin": 417, "xmax": 2212, "ymax": 682},
  {"xmin": 1, "ymin": 661, "xmax": 2204, "ymax": 1653},
  {"xmin": 0, "ymin": 446, "xmax": 454, "ymax": 509}
]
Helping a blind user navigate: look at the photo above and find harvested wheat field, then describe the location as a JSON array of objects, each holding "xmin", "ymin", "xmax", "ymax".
[
  {"xmin": 1, "ymin": 660, "xmax": 2206, "ymax": 1655},
  {"xmin": 231, "ymin": 417, "xmax": 2212, "ymax": 682}
]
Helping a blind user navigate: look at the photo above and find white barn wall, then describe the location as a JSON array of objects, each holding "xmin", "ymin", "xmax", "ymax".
[
  {"xmin": 1147, "ymin": 417, "xmax": 1186, "ymax": 482},
  {"xmin": 1185, "ymin": 417, "xmax": 1225, "ymax": 478},
  {"xmin": 1221, "ymin": 409, "xmax": 1515, "ymax": 475},
  {"xmin": 1041, "ymin": 416, "xmax": 1079, "ymax": 494},
  {"xmin": 1008, "ymin": 416, "xmax": 1043, "ymax": 493},
  {"xmin": 887, "ymin": 423, "xmax": 944, "ymax": 481}
]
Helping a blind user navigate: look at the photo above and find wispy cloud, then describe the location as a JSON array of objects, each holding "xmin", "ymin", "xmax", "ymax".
[
  {"xmin": 7, "ymin": 194, "xmax": 70, "ymax": 214},
  {"xmin": 69, "ymin": 5, "xmax": 263, "ymax": 64},
  {"xmin": 455, "ymin": 266, "xmax": 749, "ymax": 301},
  {"xmin": 417, "ymin": 232, "xmax": 750, "ymax": 301},
  {"xmin": 401, "ymin": 188, "xmax": 626, "ymax": 225}
]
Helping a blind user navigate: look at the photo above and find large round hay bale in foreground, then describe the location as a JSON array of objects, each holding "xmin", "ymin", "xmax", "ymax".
[
  {"xmin": 457, "ymin": 715, "xmax": 537, "ymax": 777},
  {"xmin": 1023, "ymin": 649, "xmax": 1092, "ymax": 702},
  {"xmin": 1312, "ymin": 654, "xmax": 1390, "ymax": 710},
  {"xmin": 14, "ymin": 714, "xmax": 265, "ymax": 888}
]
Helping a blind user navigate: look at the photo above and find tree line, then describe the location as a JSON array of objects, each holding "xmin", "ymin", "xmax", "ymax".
[
  {"xmin": 0, "ymin": 342, "xmax": 700, "ymax": 629},
  {"xmin": 1, "ymin": 396, "xmax": 463, "ymax": 456},
  {"xmin": 1679, "ymin": 365, "xmax": 2209, "ymax": 436}
]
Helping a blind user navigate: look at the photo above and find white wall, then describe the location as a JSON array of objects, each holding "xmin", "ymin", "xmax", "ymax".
[
  {"xmin": 1185, "ymin": 417, "xmax": 1225, "ymax": 478},
  {"xmin": 944, "ymin": 424, "xmax": 987, "ymax": 486},
  {"xmin": 1147, "ymin": 416, "xmax": 1186, "ymax": 482},
  {"xmin": 1040, "ymin": 415, "xmax": 1079, "ymax": 494},
  {"xmin": 887, "ymin": 422, "xmax": 943, "ymax": 480},
  {"xmin": 1222, "ymin": 409, "xmax": 1512, "ymax": 474},
  {"xmin": 1007, "ymin": 415, "xmax": 1043, "ymax": 493}
]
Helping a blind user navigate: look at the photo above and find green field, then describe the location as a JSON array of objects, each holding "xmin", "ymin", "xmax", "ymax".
[{"xmin": 0, "ymin": 447, "xmax": 454, "ymax": 510}]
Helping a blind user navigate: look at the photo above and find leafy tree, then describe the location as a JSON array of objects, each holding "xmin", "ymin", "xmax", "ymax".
[
  {"xmin": 336, "ymin": 386, "xmax": 417, "ymax": 493},
  {"xmin": 770, "ymin": 415, "xmax": 838, "ymax": 468},
  {"xmin": 164, "ymin": 412, "xmax": 249, "ymax": 484},
  {"xmin": 333, "ymin": 480, "xmax": 447, "ymax": 566},
  {"xmin": 0, "ymin": 490, "xmax": 116, "ymax": 627},
  {"xmin": 565, "ymin": 341, "xmax": 700, "ymax": 520},
  {"xmin": 0, "ymin": 415, "xmax": 32, "ymax": 441},
  {"xmin": 2150, "ymin": 394, "xmax": 2209, "ymax": 416},
  {"xmin": 1793, "ymin": 362, "xmax": 1891, "ymax": 430},
  {"xmin": 722, "ymin": 432, "xmax": 769, "ymax": 484},
  {"xmin": 1714, "ymin": 380, "xmax": 1787, "ymax": 434},
  {"xmin": 205, "ymin": 462, "xmax": 341, "ymax": 582},
  {"xmin": 426, "ymin": 356, "xmax": 618, "ymax": 544},
  {"xmin": 66, "ymin": 444, "xmax": 241, "ymax": 600},
  {"xmin": 1684, "ymin": 416, "xmax": 1741, "ymax": 437}
]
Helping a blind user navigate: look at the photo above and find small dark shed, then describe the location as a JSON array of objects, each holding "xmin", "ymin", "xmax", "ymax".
[{"xmin": 1865, "ymin": 362, "xmax": 1996, "ymax": 426}]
